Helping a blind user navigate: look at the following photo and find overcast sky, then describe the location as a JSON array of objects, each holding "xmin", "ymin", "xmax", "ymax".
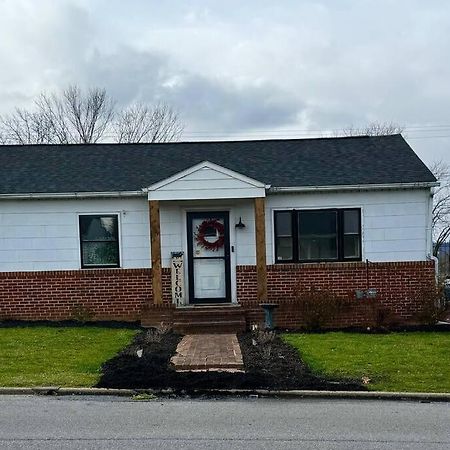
[{"xmin": 0, "ymin": 0, "xmax": 449, "ymax": 166}]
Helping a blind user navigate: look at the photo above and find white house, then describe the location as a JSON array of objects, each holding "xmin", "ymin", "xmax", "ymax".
[{"xmin": 0, "ymin": 135, "xmax": 437, "ymax": 331}]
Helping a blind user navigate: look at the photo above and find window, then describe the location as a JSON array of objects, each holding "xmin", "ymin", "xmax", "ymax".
[
  {"xmin": 274, "ymin": 211, "xmax": 293, "ymax": 261},
  {"xmin": 299, "ymin": 210, "xmax": 338, "ymax": 260},
  {"xmin": 274, "ymin": 209, "xmax": 361, "ymax": 263},
  {"xmin": 79, "ymin": 215, "xmax": 120, "ymax": 268}
]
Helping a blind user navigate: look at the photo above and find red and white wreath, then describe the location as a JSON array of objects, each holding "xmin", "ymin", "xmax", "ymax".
[{"xmin": 195, "ymin": 219, "xmax": 225, "ymax": 251}]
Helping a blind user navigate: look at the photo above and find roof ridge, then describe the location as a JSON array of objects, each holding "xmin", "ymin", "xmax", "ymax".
[{"xmin": 0, "ymin": 134, "xmax": 401, "ymax": 148}]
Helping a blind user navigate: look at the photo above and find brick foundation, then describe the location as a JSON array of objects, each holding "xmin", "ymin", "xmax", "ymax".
[
  {"xmin": 237, "ymin": 261, "xmax": 436, "ymax": 329},
  {"xmin": 0, "ymin": 269, "xmax": 155, "ymax": 322},
  {"xmin": 0, "ymin": 261, "xmax": 436, "ymax": 329}
]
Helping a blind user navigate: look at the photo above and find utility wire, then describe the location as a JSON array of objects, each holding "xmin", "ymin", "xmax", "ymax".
[{"xmin": 98, "ymin": 123, "xmax": 450, "ymax": 141}]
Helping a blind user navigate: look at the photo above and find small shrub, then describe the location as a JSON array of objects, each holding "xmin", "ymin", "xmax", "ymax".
[
  {"xmin": 70, "ymin": 304, "xmax": 95, "ymax": 323},
  {"xmin": 252, "ymin": 328, "xmax": 276, "ymax": 346},
  {"xmin": 414, "ymin": 282, "xmax": 445, "ymax": 325},
  {"xmin": 0, "ymin": 315, "xmax": 15, "ymax": 322},
  {"xmin": 261, "ymin": 345, "xmax": 273, "ymax": 360},
  {"xmin": 250, "ymin": 327, "xmax": 276, "ymax": 360},
  {"xmin": 156, "ymin": 321, "xmax": 172, "ymax": 335},
  {"xmin": 365, "ymin": 300, "xmax": 400, "ymax": 330},
  {"xmin": 374, "ymin": 306, "xmax": 400, "ymax": 329},
  {"xmin": 143, "ymin": 322, "xmax": 172, "ymax": 344},
  {"xmin": 295, "ymin": 286, "xmax": 343, "ymax": 331}
]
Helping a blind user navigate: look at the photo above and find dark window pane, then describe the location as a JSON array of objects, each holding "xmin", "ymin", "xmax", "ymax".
[
  {"xmin": 275, "ymin": 212, "xmax": 293, "ymax": 261},
  {"xmin": 276, "ymin": 237, "xmax": 293, "ymax": 261},
  {"xmin": 276, "ymin": 212, "xmax": 292, "ymax": 236},
  {"xmin": 299, "ymin": 210, "xmax": 337, "ymax": 235},
  {"xmin": 80, "ymin": 216, "xmax": 117, "ymax": 241},
  {"xmin": 79, "ymin": 215, "xmax": 119, "ymax": 267},
  {"xmin": 203, "ymin": 225, "xmax": 217, "ymax": 237},
  {"xmin": 344, "ymin": 210, "xmax": 359, "ymax": 234},
  {"xmin": 298, "ymin": 211, "xmax": 338, "ymax": 260},
  {"xmin": 344, "ymin": 235, "xmax": 361, "ymax": 259},
  {"xmin": 81, "ymin": 242, "xmax": 119, "ymax": 266},
  {"xmin": 299, "ymin": 236, "xmax": 337, "ymax": 260}
]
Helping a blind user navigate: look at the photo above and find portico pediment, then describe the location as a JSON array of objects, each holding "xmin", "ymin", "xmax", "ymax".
[{"xmin": 145, "ymin": 161, "xmax": 268, "ymax": 201}]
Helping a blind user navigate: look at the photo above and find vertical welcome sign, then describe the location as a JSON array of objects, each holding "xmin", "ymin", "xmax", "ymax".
[{"xmin": 171, "ymin": 252, "xmax": 185, "ymax": 306}]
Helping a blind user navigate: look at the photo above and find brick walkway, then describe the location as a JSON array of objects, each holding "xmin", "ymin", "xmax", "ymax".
[{"xmin": 170, "ymin": 334, "xmax": 244, "ymax": 372}]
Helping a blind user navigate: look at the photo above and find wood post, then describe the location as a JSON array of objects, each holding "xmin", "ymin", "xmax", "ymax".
[
  {"xmin": 149, "ymin": 200, "xmax": 162, "ymax": 305},
  {"xmin": 254, "ymin": 197, "xmax": 268, "ymax": 302}
]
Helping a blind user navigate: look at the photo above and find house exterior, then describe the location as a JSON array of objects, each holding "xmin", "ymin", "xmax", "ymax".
[
  {"xmin": 0, "ymin": 135, "xmax": 438, "ymax": 330},
  {"xmin": 437, "ymin": 242, "xmax": 450, "ymax": 277}
]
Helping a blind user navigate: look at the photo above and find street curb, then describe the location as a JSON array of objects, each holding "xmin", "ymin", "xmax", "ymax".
[
  {"xmin": 0, "ymin": 387, "xmax": 450, "ymax": 401},
  {"xmin": 0, "ymin": 387, "xmax": 136, "ymax": 396}
]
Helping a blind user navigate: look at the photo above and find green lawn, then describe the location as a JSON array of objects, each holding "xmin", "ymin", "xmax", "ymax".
[
  {"xmin": 0, "ymin": 326, "xmax": 137, "ymax": 387},
  {"xmin": 283, "ymin": 332, "xmax": 450, "ymax": 393}
]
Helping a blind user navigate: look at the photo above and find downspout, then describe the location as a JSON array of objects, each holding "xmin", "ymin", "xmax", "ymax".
[
  {"xmin": 430, "ymin": 255, "xmax": 439, "ymax": 282},
  {"xmin": 426, "ymin": 187, "xmax": 439, "ymax": 281}
]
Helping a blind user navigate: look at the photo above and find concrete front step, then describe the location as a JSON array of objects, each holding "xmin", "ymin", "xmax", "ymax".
[
  {"xmin": 173, "ymin": 321, "xmax": 246, "ymax": 334},
  {"xmin": 174, "ymin": 304, "xmax": 243, "ymax": 314},
  {"xmin": 173, "ymin": 305, "xmax": 246, "ymax": 334}
]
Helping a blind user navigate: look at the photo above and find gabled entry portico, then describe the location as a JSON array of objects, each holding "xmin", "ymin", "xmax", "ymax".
[{"xmin": 145, "ymin": 161, "xmax": 269, "ymax": 308}]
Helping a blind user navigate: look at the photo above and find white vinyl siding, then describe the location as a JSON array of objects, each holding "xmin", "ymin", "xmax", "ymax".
[
  {"xmin": 0, "ymin": 198, "xmax": 150, "ymax": 271},
  {"xmin": 0, "ymin": 187, "xmax": 431, "ymax": 272},
  {"xmin": 147, "ymin": 163, "xmax": 266, "ymax": 201},
  {"xmin": 266, "ymin": 188, "xmax": 431, "ymax": 263}
]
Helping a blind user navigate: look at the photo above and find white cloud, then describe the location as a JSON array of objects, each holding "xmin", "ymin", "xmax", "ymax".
[{"xmin": 0, "ymin": 0, "xmax": 449, "ymax": 164}]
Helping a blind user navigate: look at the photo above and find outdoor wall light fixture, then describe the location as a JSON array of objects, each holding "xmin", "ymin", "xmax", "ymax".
[{"xmin": 235, "ymin": 217, "xmax": 246, "ymax": 229}]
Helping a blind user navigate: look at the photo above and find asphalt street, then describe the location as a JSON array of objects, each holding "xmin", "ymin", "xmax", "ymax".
[{"xmin": 0, "ymin": 395, "xmax": 449, "ymax": 449}]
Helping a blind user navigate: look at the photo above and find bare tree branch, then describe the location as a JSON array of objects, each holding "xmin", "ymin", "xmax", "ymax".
[
  {"xmin": 430, "ymin": 160, "xmax": 450, "ymax": 256},
  {"xmin": 35, "ymin": 93, "xmax": 72, "ymax": 144},
  {"xmin": 0, "ymin": 107, "xmax": 57, "ymax": 144},
  {"xmin": 336, "ymin": 121, "xmax": 404, "ymax": 137},
  {"xmin": 0, "ymin": 86, "xmax": 182, "ymax": 145},
  {"xmin": 114, "ymin": 102, "xmax": 183, "ymax": 143},
  {"xmin": 0, "ymin": 85, "xmax": 115, "ymax": 144},
  {"xmin": 61, "ymin": 86, "xmax": 115, "ymax": 143},
  {"xmin": 55, "ymin": 86, "xmax": 114, "ymax": 144}
]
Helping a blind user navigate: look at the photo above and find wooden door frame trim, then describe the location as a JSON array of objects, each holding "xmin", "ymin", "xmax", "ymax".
[
  {"xmin": 254, "ymin": 197, "xmax": 268, "ymax": 302},
  {"xmin": 149, "ymin": 200, "xmax": 163, "ymax": 305}
]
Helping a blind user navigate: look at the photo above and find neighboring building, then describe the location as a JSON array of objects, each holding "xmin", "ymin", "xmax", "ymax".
[
  {"xmin": 0, "ymin": 135, "xmax": 438, "ymax": 330},
  {"xmin": 437, "ymin": 242, "xmax": 450, "ymax": 277}
]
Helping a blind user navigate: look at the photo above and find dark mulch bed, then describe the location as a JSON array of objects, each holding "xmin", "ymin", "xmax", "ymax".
[{"xmin": 96, "ymin": 331, "xmax": 365, "ymax": 392}]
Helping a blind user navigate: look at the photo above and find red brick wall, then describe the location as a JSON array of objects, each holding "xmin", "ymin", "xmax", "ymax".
[
  {"xmin": 237, "ymin": 261, "xmax": 436, "ymax": 329},
  {"xmin": 0, "ymin": 269, "xmax": 155, "ymax": 322},
  {"xmin": 0, "ymin": 261, "xmax": 436, "ymax": 328}
]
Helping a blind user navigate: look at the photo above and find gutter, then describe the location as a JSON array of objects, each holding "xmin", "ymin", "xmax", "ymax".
[
  {"xmin": 0, "ymin": 191, "xmax": 146, "ymax": 200},
  {"xmin": 0, "ymin": 182, "xmax": 438, "ymax": 200},
  {"xmin": 269, "ymin": 181, "xmax": 439, "ymax": 193}
]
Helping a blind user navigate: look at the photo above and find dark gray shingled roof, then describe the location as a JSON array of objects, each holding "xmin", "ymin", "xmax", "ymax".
[{"xmin": 0, "ymin": 134, "xmax": 436, "ymax": 195}]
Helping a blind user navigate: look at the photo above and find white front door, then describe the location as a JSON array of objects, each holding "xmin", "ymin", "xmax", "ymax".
[{"xmin": 187, "ymin": 211, "xmax": 231, "ymax": 304}]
